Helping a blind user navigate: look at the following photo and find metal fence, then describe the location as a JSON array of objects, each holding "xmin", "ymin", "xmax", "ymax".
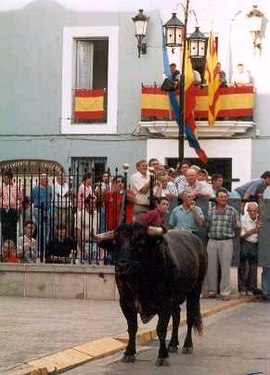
[
  {"xmin": 0, "ymin": 167, "xmax": 129, "ymax": 265},
  {"xmin": 0, "ymin": 168, "xmax": 270, "ymax": 267}
]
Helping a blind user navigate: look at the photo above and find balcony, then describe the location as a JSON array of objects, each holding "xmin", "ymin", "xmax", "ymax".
[{"xmin": 137, "ymin": 85, "xmax": 255, "ymax": 138}]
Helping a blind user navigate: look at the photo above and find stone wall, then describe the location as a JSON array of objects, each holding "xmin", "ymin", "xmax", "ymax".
[{"xmin": 0, "ymin": 264, "xmax": 118, "ymax": 300}]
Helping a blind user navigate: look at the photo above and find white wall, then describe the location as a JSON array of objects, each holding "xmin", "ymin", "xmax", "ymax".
[{"xmin": 147, "ymin": 138, "xmax": 252, "ymax": 190}]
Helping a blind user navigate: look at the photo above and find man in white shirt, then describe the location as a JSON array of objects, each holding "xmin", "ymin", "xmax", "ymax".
[
  {"xmin": 177, "ymin": 168, "xmax": 210, "ymax": 199},
  {"xmin": 17, "ymin": 220, "xmax": 37, "ymax": 263},
  {"xmin": 238, "ymin": 202, "xmax": 262, "ymax": 295},
  {"xmin": 130, "ymin": 159, "xmax": 150, "ymax": 216},
  {"xmin": 52, "ymin": 172, "xmax": 72, "ymax": 224},
  {"xmin": 75, "ymin": 196, "xmax": 99, "ymax": 264},
  {"xmin": 232, "ymin": 63, "xmax": 250, "ymax": 86}
]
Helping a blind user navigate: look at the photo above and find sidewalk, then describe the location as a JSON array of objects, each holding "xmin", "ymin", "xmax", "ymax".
[{"xmin": 1, "ymin": 268, "xmax": 252, "ymax": 375}]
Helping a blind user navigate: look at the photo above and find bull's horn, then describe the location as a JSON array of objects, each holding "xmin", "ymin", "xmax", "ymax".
[
  {"xmin": 91, "ymin": 230, "xmax": 114, "ymax": 243},
  {"xmin": 147, "ymin": 226, "xmax": 164, "ymax": 236}
]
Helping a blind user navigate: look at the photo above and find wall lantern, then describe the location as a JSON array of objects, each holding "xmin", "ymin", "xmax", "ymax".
[
  {"xmin": 247, "ymin": 5, "xmax": 264, "ymax": 52},
  {"xmin": 163, "ymin": 12, "xmax": 185, "ymax": 53},
  {"xmin": 188, "ymin": 26, "xmax": 207, "ymax": 60},
  {"xmin": 132, "ymin": 9, "xmax": 150, "ymax": 58}
]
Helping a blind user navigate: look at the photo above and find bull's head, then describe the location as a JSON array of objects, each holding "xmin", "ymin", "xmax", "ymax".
[{"xmin": 114, "ymin": 223, "xmax": 164, "ymax": 276}]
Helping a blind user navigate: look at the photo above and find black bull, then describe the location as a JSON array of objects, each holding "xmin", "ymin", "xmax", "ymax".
[{"xmin": 113, "ymin": 222, "xmax": 208, "ymax": 366}]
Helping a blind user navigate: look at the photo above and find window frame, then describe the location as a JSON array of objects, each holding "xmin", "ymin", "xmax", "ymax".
[{"xmin": 61, "ymin": 26, "xmax": 119, "ymax": 134}]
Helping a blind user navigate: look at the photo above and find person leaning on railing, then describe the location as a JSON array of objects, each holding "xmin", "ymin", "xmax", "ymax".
[
  {"xmin": 77, "ymin": 172, "xmax": 94, "ymax": 212},
  {"xmin": 52, "ymin": 172, "xmax": 73, "ymax": 228},
  {"xmin": 0, "ymin": 239, "xmax": 19, "ymax": 263},
  {"xmin": 75, "ymin": 195, "xmax": 99, "ymax": 264},
  {"xmin": 45, "ymin": 223, "xmax": 76, "ymax": 264},
  {"xmin": 0, "ymin": 170, "xmax": 23, "ymax": 245},
  {"xmin": 217, "ymin": 62, "xmax": 227, "ymax": 87},
  {"xmin": 104, "ymin": 175, "xmax": 135, "ymax": 231},
  {"xmin": 30, "ymin": 172, "xmax": 52, "ymax": 254},
  {"xmin": 230, "ymin": 171, "xmax": 270, "ymax": 212},
  {"xmin": 130, "ymin": 159, "xmax": 151, "ymax": 217},
  {"xmin": 231, "ymin": 63, "xmax": 251, "ymax": 86},
  {"xmin": 17, "ymin": 220, "xmax": 37, "ymax": 263}
]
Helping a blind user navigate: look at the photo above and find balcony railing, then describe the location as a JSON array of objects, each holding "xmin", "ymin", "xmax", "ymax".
[{"xmin": 141, "ymin": 85, "xmax": 254, "ymax": 122}]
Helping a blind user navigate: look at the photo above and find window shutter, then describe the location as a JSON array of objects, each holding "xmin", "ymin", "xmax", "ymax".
[{"xmin": 76, "ymin": 40, "xmax": 94, "ymax": 89}]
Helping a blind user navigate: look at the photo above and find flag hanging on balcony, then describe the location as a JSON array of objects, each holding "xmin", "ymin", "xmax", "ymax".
[
  {"xmin": 183, "ymin": 42, "xmax": 208, "ymax": 163},
  {"xmin": 74, "ymin": 89, "xmax": 105, "ymax": 121},
  {"xmin": 205, "ymin": 32, "xmax": 220, "ymax": 126}
]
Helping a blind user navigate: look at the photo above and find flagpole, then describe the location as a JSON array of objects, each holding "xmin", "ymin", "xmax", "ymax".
[{"xmin": 178, "ymin": 0, "xmax": 189, "ymax": 162}]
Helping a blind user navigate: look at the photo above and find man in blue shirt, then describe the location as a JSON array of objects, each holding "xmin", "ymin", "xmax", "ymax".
[
  {"xmin": 31, "ymin": 173, "xmax": 52, "ymax": 255},
  {"xmin": 231, "ymin": 171, "xmax": 270, "ymax": 204},
  {"xmin": 168, "ymin": 190, "xmax": 205, "ymax": 236}
]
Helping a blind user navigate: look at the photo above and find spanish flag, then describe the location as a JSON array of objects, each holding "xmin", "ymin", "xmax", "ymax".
[
  {"xmin": 205, "ymin": 32, "xmax": 220, "ymax": 126},
  {"xmin": 74, "ymin": 89, "xmax": 105, "ymax": 121}
]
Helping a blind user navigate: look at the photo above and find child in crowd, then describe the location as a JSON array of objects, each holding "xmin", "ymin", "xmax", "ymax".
[{"xmin": 1, "ymin": 239, "xmax": 19, "ymax": 263}]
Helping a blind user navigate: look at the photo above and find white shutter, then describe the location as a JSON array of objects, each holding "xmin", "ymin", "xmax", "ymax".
[{"xmin": 76, "ymin": 40, "xmax": 94, "ymax": 89}]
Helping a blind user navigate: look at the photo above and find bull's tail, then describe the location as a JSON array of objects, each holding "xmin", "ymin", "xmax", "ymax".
[
  {"xmin": 186, "ymin": 285, "xmax": 204, "ymax": 336},
  {"xmin": 192, "ymin": 313, "xmax": 203, "ymax": 336}
]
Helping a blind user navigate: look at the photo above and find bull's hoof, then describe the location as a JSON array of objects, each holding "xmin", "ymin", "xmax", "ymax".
[
  {"xmin": 155, "ymin": 358, "xmax": 169, "ymax": 366},
  {"xmin": 168, "ymin": 345, "xmax": 178, "ymax": 353},
  {"xmin": 182, "ymin": 346, "xmax": 193, "ymax": 354},
  {"xmin": 121, "ymin": 354, "xmax": 136, "ymax": 363}
]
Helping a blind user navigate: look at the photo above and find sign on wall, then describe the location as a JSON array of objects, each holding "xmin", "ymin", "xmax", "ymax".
[{"xmin": 0, "ymin": 159, "xmax": 64, "ymax": 175}]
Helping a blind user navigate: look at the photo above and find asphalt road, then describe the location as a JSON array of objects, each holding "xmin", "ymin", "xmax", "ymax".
[{"xmin": 66, "ymin": 301, "xmax": 270, "ymax": 375}]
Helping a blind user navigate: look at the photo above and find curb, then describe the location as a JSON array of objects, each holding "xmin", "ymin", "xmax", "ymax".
[{"xmin": 7, "ymin": 297, "xmax": 252, "ymax": 375}]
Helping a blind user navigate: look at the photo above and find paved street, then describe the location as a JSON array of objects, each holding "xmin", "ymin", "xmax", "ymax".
[
  {"xmin": 1, "ymin": 267, "xmax": 253, "ymax": 374},
  {"xmin": 0, "ymin": 297, "xmax": 125, "ymax": 374},
  {"xmin": 66, "ymin": 301, "xmax": 270, "ymax": 375},
  {"xmin": 0, "ymin": 294, "xmax": 238, "ymax": 374}
]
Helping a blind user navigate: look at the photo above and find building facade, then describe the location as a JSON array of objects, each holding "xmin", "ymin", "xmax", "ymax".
[{"xmin": 0, "ymin": 0, "xmax": 269, "ymax": 188}]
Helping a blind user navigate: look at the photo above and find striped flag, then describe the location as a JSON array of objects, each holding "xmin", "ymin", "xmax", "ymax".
[
  {"xmin": 184, "ymin": 43, "xmax": 208, "ymax": 164},
  {"xmin": 205, "ymin": 32, "xmax": 220, "ymax": 126},
  {"xmin": 74, "ymin": 89, "xmax": 105, "ymax": 121}
]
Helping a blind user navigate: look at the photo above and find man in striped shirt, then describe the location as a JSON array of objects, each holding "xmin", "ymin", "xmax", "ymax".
[{"xmin": 206, "ymin": 188, "xmax": 241, "ymax": 300}]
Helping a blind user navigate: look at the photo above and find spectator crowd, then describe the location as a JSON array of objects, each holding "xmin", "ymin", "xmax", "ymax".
[{"xmin": 0, "ymin": 158, "xmax": 270, "ymax": 301}]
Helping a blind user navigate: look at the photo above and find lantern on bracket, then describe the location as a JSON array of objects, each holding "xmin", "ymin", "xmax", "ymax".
[
  {"xmin": 132, "ymin": 9, "xmax": 150, "ymax": 58},
  {"xmin": 163, "ymin": 12, "xmax": 185, "ymax": 53},
  {"xmin": 188, "ymin": 26, "xmax": 207, "ymax": 60},
  {"xmin": 247, "ymin": 5, "xmax": 264, "ymax": 53}
]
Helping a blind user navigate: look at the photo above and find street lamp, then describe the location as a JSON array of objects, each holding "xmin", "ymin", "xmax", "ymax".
[
  {"xmin": 188, "ymin": 26, "xmax": 208, "ymax": 60},
  {"xmin": 163, "ymin": 2, "xmax": 207, "ymax": 162},
  {"xmin": 188, "ymin": 26, "xmax": 208, "ymax": 84},
  {"xmin": 132, "ymin": 9, "xmax": 150, "ymax": 58},
  {"xmin": 246, "ymin": 5, "xmax": 264, "ymax": 53}
]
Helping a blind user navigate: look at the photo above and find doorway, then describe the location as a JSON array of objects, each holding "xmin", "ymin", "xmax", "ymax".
[{"xmin": 166, "ymin": 157, "xmax": 235, "ymax": 191}]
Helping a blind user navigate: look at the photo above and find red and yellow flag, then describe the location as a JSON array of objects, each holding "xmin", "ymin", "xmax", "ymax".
[
  {"xmin": 74, "ymin": 89, "xmax": 105, "ymax": 121},
  {"xmin": 184, "ymin": 43, "xmax": 208, "ymax": 164},
  {"xmin": 205, "ymin": 32, "xmax": 220, "ymax": 126}
]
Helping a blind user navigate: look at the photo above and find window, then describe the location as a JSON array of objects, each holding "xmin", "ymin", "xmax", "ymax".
[
  {"xmin": 61, "ymin": 27, "xmax": 119, "ymax": 134},
  {"xmin": 71, "ymin": 157, "xmax": 107, "ymax": 184},
  {"xmin": 74, "ymin": 39, "xmax": 108, "ymax": 124}
]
